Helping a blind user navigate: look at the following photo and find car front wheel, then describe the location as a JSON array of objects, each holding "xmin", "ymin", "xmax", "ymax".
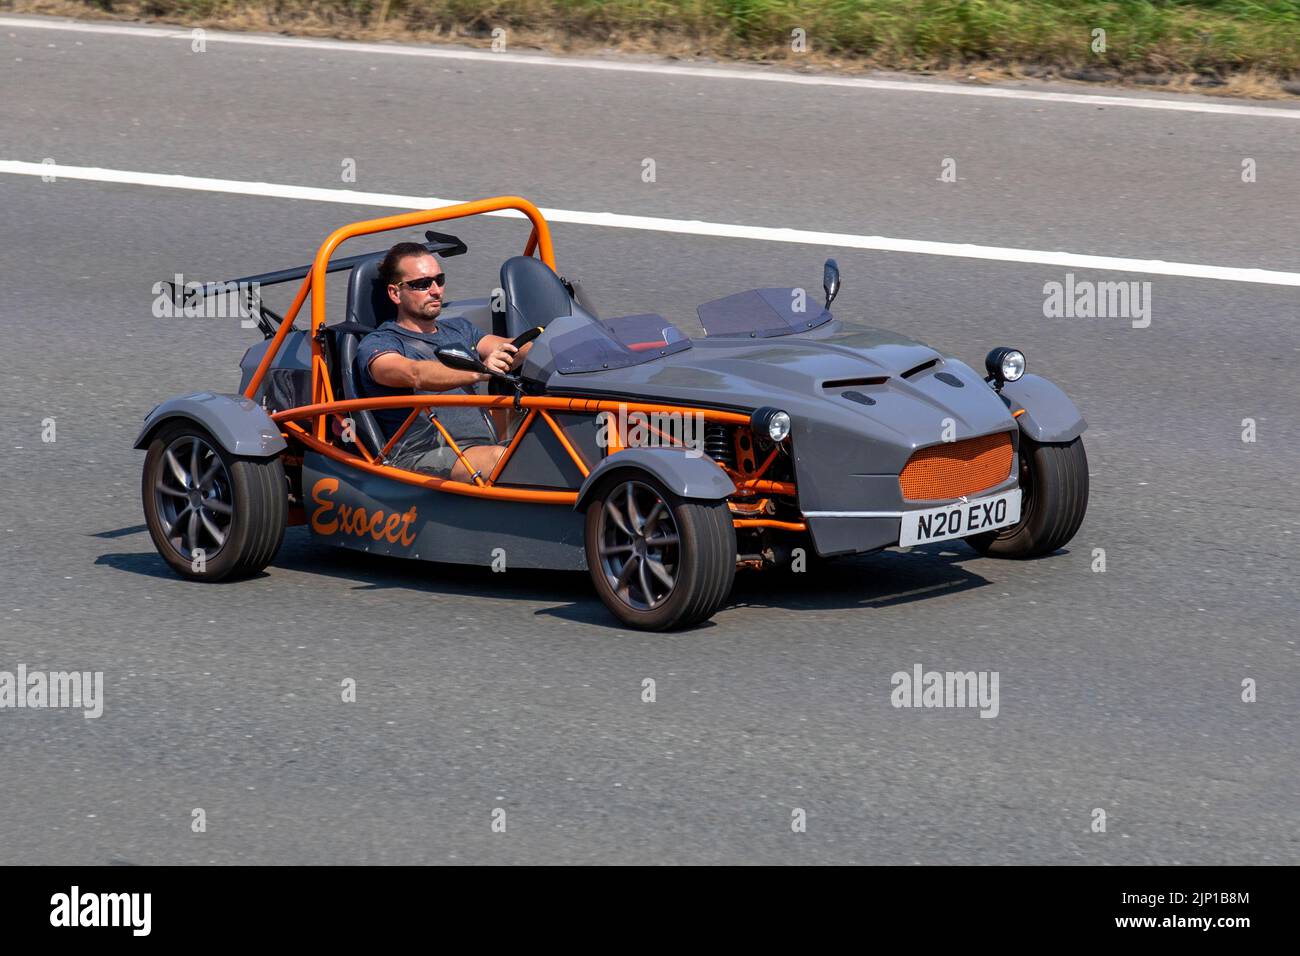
[
  {"xmin": 966, "ymin": 434, "xmax": 1089, "ymax": 559},
  {"xmin": 584, "ymin": 474, "xmax": 736, "ymax": 630}
]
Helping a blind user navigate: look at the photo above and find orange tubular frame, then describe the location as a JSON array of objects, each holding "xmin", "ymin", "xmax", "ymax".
[
  {"xmin": 242, "ymin": 196, "xmax": 556, "ymax": 409},
  {"xmin": 272, "ymin": 396, "xmax": 760, "ymax": 504},
  {"xmin": 246, "ymin": 196, "xmax": 806, "ymax": 522},
  {"xmin": 732, "ymin": 519, "xmax": 808, "ymax": 532}
]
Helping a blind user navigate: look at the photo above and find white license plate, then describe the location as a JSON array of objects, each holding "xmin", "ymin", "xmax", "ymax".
[{"xmin": 898, "ymin": 489, "xmax": 1021, "ymax": 547}]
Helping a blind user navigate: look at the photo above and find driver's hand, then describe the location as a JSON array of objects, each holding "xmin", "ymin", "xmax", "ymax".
[{"xmin": 483, "ymin": 342, "xmax": 518, "ymax": 375}]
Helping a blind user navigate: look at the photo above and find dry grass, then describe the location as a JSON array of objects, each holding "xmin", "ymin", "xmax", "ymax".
[{"xmin": 4, "ymin": 0, "xmax": 1297, "ymax": 100}]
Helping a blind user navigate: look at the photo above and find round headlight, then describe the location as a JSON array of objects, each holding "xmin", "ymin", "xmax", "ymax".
[
  {"xmin": 767, "ymin": 411, "xmax": 792, "ymax": 442},
  {"xmin": 985, "ymin": 347, "xmax": 1026, "ymax": 384},
  {"xmin": 751, "ymin": 407, "xmax": 792, "ymax": 443}
]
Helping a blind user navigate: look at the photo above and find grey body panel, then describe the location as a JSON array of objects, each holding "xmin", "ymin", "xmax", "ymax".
[
  {"xmin": 238, "ymin": 329, "xmax": 313, "ymax": 413},
  {"xmin": 544, "ymin": 321, "xmax": 1020, "ymax": 514},
  {"xmin": 804, "ymin": 472, "xmax": 1020, "ymax": 556},
  {"xmin": 549, "ymin": 413, "xmax": 604, "ymax": 470},
  {"xmin": 806, "ymin": 516, "xmax": 899, "ymax": 557},
  {"xmin": 494, "ymin": 418, "xmax": 587, "ymax": 489},
  {"xmin": 304, "ymin": 451, "xmax": 586, "ymax": 570},
  {"xmin": 134, "ymin": 392, "xmax": 287, "ymax": 457},
  {"xmin": 575, "ymin": 448, "xmax": 736, "ymax": 511},
  {"xmin": 999, "ymin": 374, "xmax": 1088, "ymax": 443},
  {"xmin": 529, "ymin": 318, "xmax": 1057, "ymax": 556}
]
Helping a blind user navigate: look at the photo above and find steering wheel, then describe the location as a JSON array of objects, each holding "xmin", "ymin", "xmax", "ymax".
[{"xmin": 511, "ymin": 326, "xmax": 545, "ymax": 349}]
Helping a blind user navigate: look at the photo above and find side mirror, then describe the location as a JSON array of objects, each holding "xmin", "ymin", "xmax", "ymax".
[
  {"xmin": 823, "ymin": 259, "xmax": 841, "ymax": 308},
  {"xmin": 436, "ymin": 346, "xmax": 488, "ymax": 374}
]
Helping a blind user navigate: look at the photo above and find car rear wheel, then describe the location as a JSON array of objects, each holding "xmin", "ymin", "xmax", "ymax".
[
  {"xmin": 584, "ymin": 474, "xmax": 736, "ymax": 630},
  {"xmin": 142, "ymin": 421, "xmax": 287, "ymax": 580},
  {"xmin": 966, "ymin": 435, "xmax": 1088, "ymax": 559}
]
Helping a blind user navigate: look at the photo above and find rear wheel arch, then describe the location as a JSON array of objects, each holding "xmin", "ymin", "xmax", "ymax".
[{"xmin": 134, "ymin": 392, "xmax": 287, "ymax": 458}]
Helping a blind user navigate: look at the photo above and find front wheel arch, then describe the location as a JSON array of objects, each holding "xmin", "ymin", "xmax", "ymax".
[
  {"xmin": 583, "ymin": 470, "xmax": 736, "ymax": 630},
  {"xmin": 574, "ymin": 447, "xmax": 735, "ymax": 513},
  {"xmin": 966, "ymin": 435, "xmax": 1088, "ymax": 559}
]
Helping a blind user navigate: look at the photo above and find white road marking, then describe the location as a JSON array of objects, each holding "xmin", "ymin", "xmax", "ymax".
[
  {"xmin": 4, "ymin": 15, "xmax": 1300, "ymax": 121},
  {"xmin": 4, "ymin": 159, "xmax": 1300, "ymax": 287}
]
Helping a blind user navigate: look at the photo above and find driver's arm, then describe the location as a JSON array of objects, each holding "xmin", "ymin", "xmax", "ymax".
[{"xmin": 368, "ymin": 352, "xmax": 485, "ymax": 392}]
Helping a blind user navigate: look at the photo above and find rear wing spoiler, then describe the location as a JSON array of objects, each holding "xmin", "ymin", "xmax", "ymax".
[{"xmin": 160, "ymin": 230, "xmax": 468, "ymax": 338}]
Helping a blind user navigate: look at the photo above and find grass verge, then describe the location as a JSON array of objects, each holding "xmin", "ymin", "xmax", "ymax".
[{"xmin": 5, "ymin": 0, "xmax": 1300, "ymax": 97}]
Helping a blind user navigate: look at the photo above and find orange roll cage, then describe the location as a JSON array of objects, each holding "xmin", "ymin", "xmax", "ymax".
[{"xmin": 242, "ymin": 196, "xmax": 804, "ymax": 528}]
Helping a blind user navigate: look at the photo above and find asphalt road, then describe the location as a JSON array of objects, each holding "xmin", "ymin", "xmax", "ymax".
[{"xmin": 0, "ymin": 17, "xmax": 1296, "ymax": 865}]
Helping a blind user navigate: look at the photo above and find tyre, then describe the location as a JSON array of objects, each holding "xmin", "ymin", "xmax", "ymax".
[
  {"xmin": 966, "ymin": 434, "xmax": 1088, "ymax": 559},
  {"xmin": 584, "ymin": 473, "xmax": 736, "ymax": 630},
  {"xmin": 141, "ymin": 421, "xmax": 287, "ymax": 581}
]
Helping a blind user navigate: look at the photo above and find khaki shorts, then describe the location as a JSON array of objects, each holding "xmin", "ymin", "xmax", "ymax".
[
  {"xmin": 392, "ymin": 441, "xmax": 492, "ymax": 478},
  {"xmin": 387, "ymin": 410, "xmax": 524, "ymax": 478}
]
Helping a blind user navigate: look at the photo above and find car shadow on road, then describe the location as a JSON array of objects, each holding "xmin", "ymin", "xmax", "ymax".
[
  {"xmin": 89, "ymin": 523, "xmax": 150, "ymax": 539},
  {"xmin": 95, "ymin": 550, "xmax": 275, "ymax": 583},
  {"xmin": 94, "ymin": 526, "xmax": 993, "ymax": 627},
  {"xmin": 282, "ymin": 537, "xmax": 992, "ymax": 619},
  {"xmin": 93, "ymin": 529, "xmax": 597, "ymax": 601},
  {"xmin": 272, "ymin": 532, "xmax": 615, "ymax": 627},
  {"xmin": 727, "ymin": 545, "xmax": 992, "ymax": 613}
]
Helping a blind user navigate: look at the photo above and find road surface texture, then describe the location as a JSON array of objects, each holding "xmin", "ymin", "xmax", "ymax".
[{"xmin": 0, "ymin": 16, "xmax": 1296, "ymax": 864}]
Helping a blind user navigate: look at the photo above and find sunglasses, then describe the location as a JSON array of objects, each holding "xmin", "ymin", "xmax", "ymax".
[{"xmin": 397, "ymin": 273, "xmax": 446, "ymax": 292}]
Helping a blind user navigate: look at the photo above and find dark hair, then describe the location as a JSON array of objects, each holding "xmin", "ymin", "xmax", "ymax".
[{"xmin": 378, "ymin": 242, "xmax": 434, "ymax": 286}]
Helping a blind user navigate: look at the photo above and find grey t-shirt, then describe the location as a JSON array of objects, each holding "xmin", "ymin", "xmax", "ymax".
[{"xmin": 355, "ymin": 318, "xmax": 496, "ymax": 446}]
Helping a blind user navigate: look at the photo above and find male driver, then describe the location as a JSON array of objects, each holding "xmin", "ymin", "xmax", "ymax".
[{"xmin": 355, "ymin": 242, "xmax": 528, "ymax": 482}]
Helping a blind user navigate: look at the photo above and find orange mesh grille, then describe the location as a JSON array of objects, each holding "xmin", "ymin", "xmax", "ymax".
[{"xmin": 899, "ymin": 432, "xmax": 1014, "ymax": 501}]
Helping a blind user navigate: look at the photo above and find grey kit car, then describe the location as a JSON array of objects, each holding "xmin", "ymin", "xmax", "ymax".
[{"xmin": 135, "ymin": 198, "xmax": 1088, "ymax": 630}]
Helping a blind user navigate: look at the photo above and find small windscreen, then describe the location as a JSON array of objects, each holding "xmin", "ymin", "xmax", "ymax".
[
  {"xmin": 552, "ymin": 314, "xmax": 692, "ymax": 374},
  {"xmin": 697, "ymin": 287, "xmax": 832, "ymax": 338}
]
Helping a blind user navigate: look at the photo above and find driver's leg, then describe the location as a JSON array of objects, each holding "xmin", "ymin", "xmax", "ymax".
[{"xmin": 449, "ymin": 443, "xmax": 507, "ymax": 484}]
